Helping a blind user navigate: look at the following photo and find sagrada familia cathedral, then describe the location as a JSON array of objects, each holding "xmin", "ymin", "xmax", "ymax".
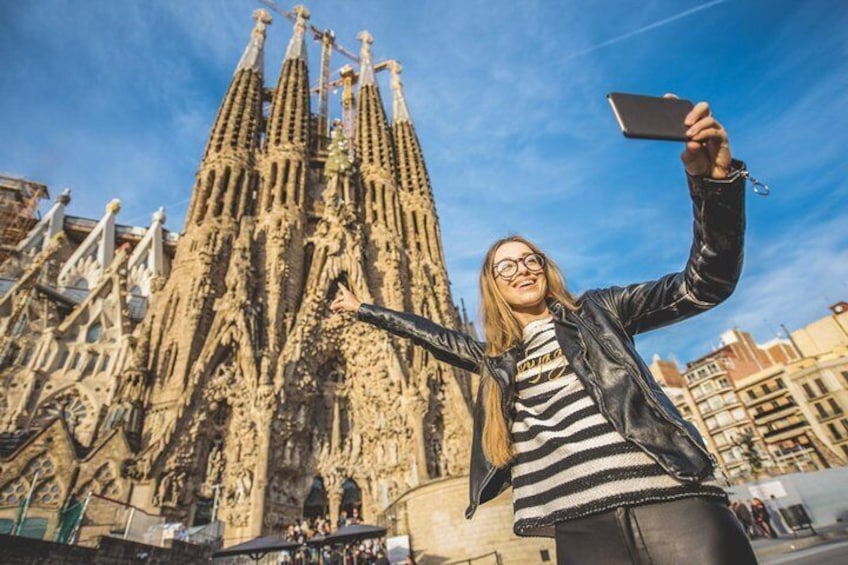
[{"xmin": 0, "ymin": 6, "xmax": 481, "ymax": 547}]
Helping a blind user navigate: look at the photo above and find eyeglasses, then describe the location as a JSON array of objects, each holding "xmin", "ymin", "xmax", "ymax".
[{"xmin": 492, "ymin": 253, "xmax": 546, "ymax": 280}]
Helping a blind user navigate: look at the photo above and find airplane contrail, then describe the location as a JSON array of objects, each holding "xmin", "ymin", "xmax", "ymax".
[{"xmin": 562, "ymin": 0, "xmax": 728, "ymax": 61}]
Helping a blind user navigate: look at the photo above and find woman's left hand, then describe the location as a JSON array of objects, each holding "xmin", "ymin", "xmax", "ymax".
[{"xmin": 679, "ymin": 99, "xmax": 733, "ymax": 179}]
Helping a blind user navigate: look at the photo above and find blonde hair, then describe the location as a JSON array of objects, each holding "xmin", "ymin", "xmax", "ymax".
[{"xmin": 478, "ymin": 235, "xmax": 578, "ymax": 467}]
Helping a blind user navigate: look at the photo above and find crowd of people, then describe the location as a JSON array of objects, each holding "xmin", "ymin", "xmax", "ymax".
[
  {"xmin": 283, "ymin": 509, "xmax": 364, "ymax": 544},
  {"xmin": 731, "ymin": 497, "xmax": 790, "ymax": 539},
  {"xmin": 277, "ymin": 509, "xmax": 414, "ymax": 565}
]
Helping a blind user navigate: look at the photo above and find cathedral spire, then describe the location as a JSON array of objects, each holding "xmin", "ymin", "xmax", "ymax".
[
  {"xmin": 354, "ymin": 31, "xmax": 395, "ymax": 176},
  {"xmin": 188, "ymin": 11, "xmax": 268, "ymax": 224},
  {"xmin": 388, "ymin": 61, "xmax": 411, "ymax": 124},
  {"xmin": 354, "ymin": 32, "xmax": 406, "ymax": 309},
  {"xmin": 255, "ymin": 3, "xmax": 314, "ymax": 363},
  {"xmin": 285, "ymin": 5, "xmax": 310, "ymax": 61},
  {"xmin": 391, "ymin": 61, "xmax": 451, "ymax": 310},
  {"xmin": 236, "ymin": 9, "xmax": 272, "ymax": 75}
]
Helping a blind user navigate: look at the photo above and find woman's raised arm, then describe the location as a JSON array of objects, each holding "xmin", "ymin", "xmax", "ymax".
[
  {"xmin": 331, "ymin": 284, "xmax": 484, "ymax": 373},
  {"xmin": 602, "ymin": 100, "xmax": 745, "ymax": 335}
]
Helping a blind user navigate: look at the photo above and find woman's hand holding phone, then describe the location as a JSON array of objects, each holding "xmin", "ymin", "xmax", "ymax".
[{"xmin": 676, "ymin": 97, "xmax": 733, "ymax": 180}]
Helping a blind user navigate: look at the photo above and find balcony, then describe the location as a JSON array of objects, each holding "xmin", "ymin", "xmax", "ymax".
[
  {"xmin": 754, "ymin": 403, "xmax": 797, "ymax": 423},
  {"xmin": 745, "ymin": 387, "xmax": 786, "ymax": 407},
  {"xmin": 764, "ymin": 421, "xmax": 808, "ymax": 440}
]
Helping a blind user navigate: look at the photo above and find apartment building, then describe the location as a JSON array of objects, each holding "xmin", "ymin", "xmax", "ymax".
[
  {"xmin": 736, "ymin": 365, "xmax": 841, "ymax": 473},
  {"xmin": 785, "ymin": 350, "xmax": 848, "ymax": 461},
  {"xmin": 682, "ymin": 357, "xmax": 769, "ymax": 481}
]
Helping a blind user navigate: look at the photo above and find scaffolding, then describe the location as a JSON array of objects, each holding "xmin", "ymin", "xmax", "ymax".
[{"xmin": 0, "ymin": 174, "xmax": 49, "ymax": 262}]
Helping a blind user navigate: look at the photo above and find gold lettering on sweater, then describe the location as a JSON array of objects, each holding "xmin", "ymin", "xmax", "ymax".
[{"xmin": 518, "ymin": 347, "xmax": 568, "ymax": 384}]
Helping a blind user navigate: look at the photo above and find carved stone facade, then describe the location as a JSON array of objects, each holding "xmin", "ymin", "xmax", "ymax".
[{"xmin": 0, "ymin": 7, "xmax": 473, "ymax": 546}]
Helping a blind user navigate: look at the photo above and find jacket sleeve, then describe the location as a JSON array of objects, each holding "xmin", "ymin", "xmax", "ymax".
[
  {"xmin": 600, "ymin": 161, "xmax": 746, "ymax": 335},
  {"xmin": 356, "ymin": 303, "xmax": 485, "ymax": 373}
]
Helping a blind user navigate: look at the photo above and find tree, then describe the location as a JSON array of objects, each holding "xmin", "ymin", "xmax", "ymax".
[{"xmin": 734, "ymin": 431, "xmax": 765, "ymax": 480}]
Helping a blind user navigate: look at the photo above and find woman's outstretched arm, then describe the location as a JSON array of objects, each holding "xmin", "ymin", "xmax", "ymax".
[{"xmin": 330, "ymin": 284, "xmax": 485, "ymax": 373}]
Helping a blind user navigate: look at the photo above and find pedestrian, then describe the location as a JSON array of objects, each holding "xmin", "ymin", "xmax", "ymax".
[
  {"xmin": 733, "ymin": 500, "xmax": 757, "ymax": 538},
  {"xmin": 332, "ymin": 99, "xmax": 756, "ymax": 564},
  {"xmin": 752, "ymin": 497, "xmax": 778, "ymax": 538},
  {"xmin": 767, "ymin": 494, "xmax": 790, "ymax": 535}
]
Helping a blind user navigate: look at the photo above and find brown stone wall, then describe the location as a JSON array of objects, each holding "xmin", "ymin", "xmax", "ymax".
[{"xmin": 386, "ymin": 477, "xmax": 555, "ymax": 564}]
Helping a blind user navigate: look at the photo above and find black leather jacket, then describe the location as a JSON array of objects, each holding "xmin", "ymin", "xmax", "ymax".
[{"xmin": 357, "ymin": 165, "xmax": 746, "ymax": 519}]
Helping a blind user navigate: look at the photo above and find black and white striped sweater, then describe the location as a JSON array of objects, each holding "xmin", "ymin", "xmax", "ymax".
[{"xmin": 511, "ymin": 317, "xmax": 726, "ymax": 537}]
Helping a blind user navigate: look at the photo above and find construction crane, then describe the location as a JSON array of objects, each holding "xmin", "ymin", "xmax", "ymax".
[{"xmin": 259, "ymin": 1, "xmax": 359, "ymax": 137}]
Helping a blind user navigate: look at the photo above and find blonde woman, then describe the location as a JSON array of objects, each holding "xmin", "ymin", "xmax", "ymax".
[{"xmin": 331, "ymin": 101, "xmax": 757, "ymax": 564}]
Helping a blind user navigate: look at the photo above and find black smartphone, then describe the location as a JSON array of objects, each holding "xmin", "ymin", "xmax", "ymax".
[{"xmin": 607, "ymin": 92, "xmax": 694, "ymax": 141}]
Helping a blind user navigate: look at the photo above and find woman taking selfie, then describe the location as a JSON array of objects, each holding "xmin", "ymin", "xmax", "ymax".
[{"xmin": 331, "ymin": 100, "xmax": 757, "ymax": 564}]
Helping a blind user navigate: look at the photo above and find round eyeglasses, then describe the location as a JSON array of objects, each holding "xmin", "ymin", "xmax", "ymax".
[{"xmin": 492, "ymin": 253, "xmax": 546, "ymax": 280}]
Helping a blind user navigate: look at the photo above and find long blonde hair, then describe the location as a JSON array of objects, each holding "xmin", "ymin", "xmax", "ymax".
[{"xmin": 478, "ymin": 235, "xmax": 578, "ymax": 467}]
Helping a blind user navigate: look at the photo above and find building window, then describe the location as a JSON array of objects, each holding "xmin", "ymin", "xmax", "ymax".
[
  {"xmin": 57, "ymin": 349, "xmax": 69, "ymax": 369},
  {"xmin": 841, "ymin": 370, "xmax": 848, "ymax": 386},
  {"xmin": 814, "ymin": 403, "xmax": 827, "ymax": 418},
  {"xmin": 841, "ymin": 419, "xmax": 848, "ymax": 435},
  {"xmin": 828, "ymin": 398, "xmax": 843, "ymax": 415},
  {"xmin": 70, "ymin": 352, "xmax": 81, "ymax": 370},
  {"xmin": 718, "ymin": 377, "xmax": 729, "ymax": 388},
  {"xmin": 83, "ymin": 354, "xmax": 99, "ymax": 377},
  {"xmin": 802, "ymin": 383, "xmax": 816, "ymax": 399},
  {"xmin": 747, "ymin": 390, "xmax": 756, "ymax": 400},
  {"xmin": 814, "ymin": 378, "xmax": 828, "ymax": 395},
  {"xmin": 732, "ymin": 407, "xmax": 747, "ymax": 421},
  {"xmin": 828, "ymin": 423, "xmax": 843, "ymax": 440},
  {"xmin": 86, "ymin": 323, "xmax": 103, "ymax": 344},
  {"xmin": 17, "ymin": 347, "xmax": 32, "ymax": 367},
  {"xmin": 842, "ymin": 445, "xmax": 848, "ymax": 460}
]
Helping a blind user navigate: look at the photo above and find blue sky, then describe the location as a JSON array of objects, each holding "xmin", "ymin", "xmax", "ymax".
[{"xmin": 1, "ymin": 0, "xmax": 846, "ymax": 367}]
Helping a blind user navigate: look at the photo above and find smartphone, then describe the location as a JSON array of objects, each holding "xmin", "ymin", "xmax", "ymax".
[{"xmin": 607, "ymin": 92, "xmax": 694, "ymax": 141}]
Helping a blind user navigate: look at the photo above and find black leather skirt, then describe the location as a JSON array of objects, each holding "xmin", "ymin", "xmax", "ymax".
[{"xmin": 554, "ymin": 496, "xmax": 758, "ymax": 565}]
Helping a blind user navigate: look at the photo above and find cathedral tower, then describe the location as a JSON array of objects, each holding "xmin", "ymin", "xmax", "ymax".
[
  {"xmin": 256, "ymin": 5, "xmax": 313, "ymax": 370},
  {"xmin": 119, "ymin": 10, "xmax": 273, "ymax": 540},
  {"xmin": 355, "ymin": 32, "xmax": 407, "ymax": 311}
]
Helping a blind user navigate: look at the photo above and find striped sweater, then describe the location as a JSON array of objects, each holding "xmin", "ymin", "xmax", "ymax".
[{"xmin": 511, "ymin": 317, "xmax": 726, "ymax": 537}]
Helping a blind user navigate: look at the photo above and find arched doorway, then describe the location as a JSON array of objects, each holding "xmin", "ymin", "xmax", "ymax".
[
  {"xmin": 303, "ymin": 476, "xmax": 329, "ymax": 521},
  {"xmin": 339, "ymin": 478, "xmax": 362, "ymax": 524}
]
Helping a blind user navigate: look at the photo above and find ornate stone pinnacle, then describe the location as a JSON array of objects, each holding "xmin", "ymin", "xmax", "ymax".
[
  {"xmin": 357, "ymin": 31, "xmax": 375, "ymax": 85},
  {"xmin": 292, "ymin": 4, "xmax": 311, "ymax": 20},
  {"xmin": 106, "ymin": 199, "xmax": 122, "ymax": 214},
  {"xmin": 389, "ymin": 60, "xmax": 402, "ymax": 88},
  {"xmin": 389, "ymin": 60, "xmax": 411, "ymax": 124},
  {"xmin": 253, "ymin": 8, "xmax": 272, "ymax": 27},
  {"xmin": 57, "ymin": 187, "xmax": 72, "ymax": 205},
  {"xmin": 285, "ymin": 4, "xmax": 309, "ymax": 61},
  {"xmin": 357, "ymin": 30, "xmax": 373, "ymax": 45},
  {"xmin": 152, "ymin": 207, "xmax": 166, "ymax": 225}
]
